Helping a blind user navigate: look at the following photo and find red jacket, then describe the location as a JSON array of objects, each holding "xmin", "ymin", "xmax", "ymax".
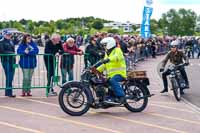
[
  {"xmin": 63, "ymin": 43, "xmax": 82, "ymax": 55},
  {"xmin": 60, "ymin": 43, "xmax": 83, "ymax": 68}
]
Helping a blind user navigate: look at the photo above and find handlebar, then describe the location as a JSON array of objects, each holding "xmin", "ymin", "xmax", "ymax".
[
  {"xmin": 174, "ymin": 63, "xmax": 186, "ymax": 68},
  {"xmin": 160, "ymin": 63, "xmax": 188, "ymax": 73},
  {"xmin": 169, "ymin": 63, "xmax": 188, "ymax": 71}
]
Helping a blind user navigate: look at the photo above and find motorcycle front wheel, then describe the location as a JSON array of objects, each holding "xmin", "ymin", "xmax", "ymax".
[
  {"xmin": 59, "ymin": 82, "xmax": 91, "ymax": 116},
  {"xmin": 171, "ymin": 78, "xmax": 181, "ymax": 101}
]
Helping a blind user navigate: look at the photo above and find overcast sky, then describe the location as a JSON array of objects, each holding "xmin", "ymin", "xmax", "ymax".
[{"xmin": 0, "ymin": 0, "xmax": 199, "ymax": 24}]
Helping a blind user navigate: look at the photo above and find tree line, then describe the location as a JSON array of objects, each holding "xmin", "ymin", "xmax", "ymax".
[{"xmin": 0, "ymin": 8, "xmax": 199, "ymax": 36}]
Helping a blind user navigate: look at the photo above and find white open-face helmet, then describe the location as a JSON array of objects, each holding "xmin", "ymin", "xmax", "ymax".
[
  {"xmin": 100, "ymin": 37, "xmax": 116, "ymax": 50},
  {"xmin": 170, "ymin": 40, "xmax": 179, "ymax": 47}
]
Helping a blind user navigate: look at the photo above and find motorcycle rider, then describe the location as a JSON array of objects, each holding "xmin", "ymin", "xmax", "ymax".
[
  {"xmin": 185, "ymin": 38, "xmax": 193, "ymax": 58},
  {"xmin": 160, "ymin": 40, "xmax": 189, "ymax": 95},
  {"xmin": 97, "ymin": 37, "xmax": 127, "ymax": 104}
]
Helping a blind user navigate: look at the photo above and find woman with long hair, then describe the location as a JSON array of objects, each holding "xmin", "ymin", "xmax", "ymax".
[{"xmin": 17, "ymin": 34, "xmax": 39, "ymax": 96}]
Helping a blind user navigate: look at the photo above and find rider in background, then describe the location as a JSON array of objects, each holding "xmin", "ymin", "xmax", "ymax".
[
  {"xmin": 185, "ymin": 38, "xmax": 193, "ymax": 58},
  {"xmin": 160, "ymin": 40, "xmax": 189, "ymax": 95},
  {"xmin": 97, "ymin": 37, "xmax": 127, "ymax": 104}
]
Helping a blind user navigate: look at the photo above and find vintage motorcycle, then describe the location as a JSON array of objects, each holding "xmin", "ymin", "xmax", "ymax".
[
  {"xmin": 161, "ymin": 63, "xmax": 188, "ymax": 101},
  {"xmin": 58, "ymin": 61, "xmax": 153, "ymax": 116},
  {"xmin": 185, "ymin": 46, "xmax": 192, "ymax": 58}
]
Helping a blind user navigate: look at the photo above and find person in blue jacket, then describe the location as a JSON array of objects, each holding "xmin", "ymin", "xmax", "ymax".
[{"xmin": 17, "ymin": 34, "xmax": 39, "ymax": 96}]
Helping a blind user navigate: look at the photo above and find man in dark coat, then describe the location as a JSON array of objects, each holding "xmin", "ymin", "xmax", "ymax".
[
  {"xmin": 0, "ymin": 30, "xmax": 16, "ymax": 97},
  {"xmin": 44, "ymin": 33, "xmax": 63, "ymax": 96}
]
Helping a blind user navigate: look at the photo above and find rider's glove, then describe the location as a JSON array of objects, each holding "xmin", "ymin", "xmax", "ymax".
[
  {"xmin": 98, "ymin": 51, "xmax": 105, "ymax": 58},
  {"xmin": 160, "ymin": 68, "xmax": 164, "ymax": 72},
  {"xmin": 102, "ymin": 58, "xmax": 110, "ymax": 64},
  {"xmin": 58, "ymin": 50, "xmax": 63, "ymax": 55},
  {"xmin": 185, "ymin": 63, "xmax": 189, "ymax": 66}
]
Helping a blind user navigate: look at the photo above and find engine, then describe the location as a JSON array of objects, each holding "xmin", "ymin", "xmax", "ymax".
[{"xmin": 95, "ymin": 85, "xmax": 106, "ymax": 101}]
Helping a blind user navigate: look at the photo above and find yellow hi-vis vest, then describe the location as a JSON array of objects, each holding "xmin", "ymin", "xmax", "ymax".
[{"xmin": 97, "ymin": 47, "xmax": 127, "ymax": 78}]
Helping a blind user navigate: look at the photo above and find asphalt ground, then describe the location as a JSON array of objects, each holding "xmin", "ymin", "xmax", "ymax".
[{"xmin": 182, "ymin": 58, "xmax": 200, "ymax": 108}]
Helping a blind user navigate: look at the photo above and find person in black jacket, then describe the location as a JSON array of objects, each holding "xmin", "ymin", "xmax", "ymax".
[
  {"xmin": 197, "ymin": 38, "xmax": 200, "ymax": 59},
  {"xmin": 151, "ymin": 39, "xmax": 156, "ymax": 58},
  {"xmin": 44, "ymin": 33, "xmax": 63, "ymax": 96},
  {"xmin": 114, "ymin": 35, "xmax": 128, "ymax": 54},
  {"xmin": 85, "ymin": 37, "xmax": 102, "ymax": 67},
  {"xmin": 0, "ymin": 30, "xmax": 16, "ymax": 97}
]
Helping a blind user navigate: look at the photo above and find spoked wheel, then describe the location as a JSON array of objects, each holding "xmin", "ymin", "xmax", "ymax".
[
  {"xmin": 124, "ymin": 84, "xmax": 148, "ymax": 112},
  {"xmin": 171, "ymin": 79, "xmax": 181, "ymax": 101},
  {"xmin": 59, "ymin": 82, "xmax": 91, "ymax": 116},
  {"xmin": 66, "ymin": 89, "xmax": 85, "ymax": 108}
]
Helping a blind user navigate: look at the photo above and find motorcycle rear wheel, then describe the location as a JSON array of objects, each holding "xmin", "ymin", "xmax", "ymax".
[{"xmin": 124, "ymin": 83, "xmax": 148, "ymax": 112}]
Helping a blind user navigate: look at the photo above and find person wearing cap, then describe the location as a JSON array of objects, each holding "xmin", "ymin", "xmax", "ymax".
[
  {"xmin": 0, "ymin": 30, "xmax": 16, "ymax": 97},
  {"xmin": 160, "ymin": 40, "xmax": 190, "ymax": 95}
]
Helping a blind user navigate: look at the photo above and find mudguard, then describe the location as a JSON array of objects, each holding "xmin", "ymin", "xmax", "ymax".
[
  {"xmin": 128, "ymin": 78, "xmax": 151, "ymax": 95},
  {"xmin": 61, "ymin": 81, "xmax": 94, "ymax": 104},
  {"xmin": 129, "ymin": 78, "xmax": 150, "ymax": 86}
]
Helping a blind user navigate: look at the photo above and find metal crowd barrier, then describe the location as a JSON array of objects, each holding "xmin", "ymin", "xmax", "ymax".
[
  {"xmin": 0, "ymin": 48, "xmax": 168, "ymax": 97},
  {"xmin": 133, "ymin": 46, "xmax": 168, "ymax": 61},
  {"xmin": 0, "ymin": 54, "xmax": 58, "ymax": 97},
  {"xmin": 58, "ymin": 53, "xmax": 89, "ymax": 83}
]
